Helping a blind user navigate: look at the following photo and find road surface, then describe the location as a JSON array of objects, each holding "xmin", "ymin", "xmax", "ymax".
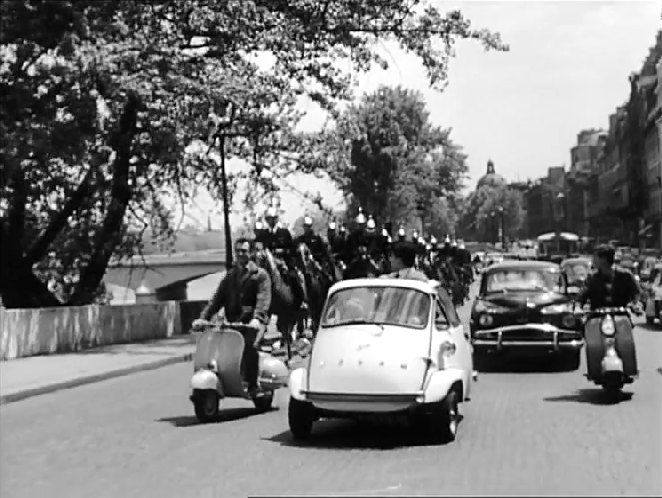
[{"xmin": 1, "ymin": 297, "xmax": 661, "ymax": 497}]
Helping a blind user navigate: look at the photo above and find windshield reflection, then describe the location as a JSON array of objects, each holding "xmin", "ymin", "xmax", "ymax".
[
  {"xmin": 321, "ymin": 286, "xmax": 431, "ymax": 329},
  {"xmin": 486, "ymin": 269, "xmax": 562, "ymax": 293}
]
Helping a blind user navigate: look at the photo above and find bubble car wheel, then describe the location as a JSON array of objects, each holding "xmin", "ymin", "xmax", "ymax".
[
  {"xmin": 431, "ymin": 390, "xmax": 459, "ymax": 444},
  {"xmin": 288, "ymin": 397, "xmax": 314, "ymax": 440}
]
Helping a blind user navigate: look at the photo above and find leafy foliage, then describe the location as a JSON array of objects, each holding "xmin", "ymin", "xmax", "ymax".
[
  {"xmin": 458, "ymin": 185, "xmax": 525, "ymax": 242},
  {"xmin": 312, "ymin": 85, "xmax": 470, "ymax": 231},
  {"xmin": 1, "ymin": 0, "xmax": 506, "ymax": 307}
]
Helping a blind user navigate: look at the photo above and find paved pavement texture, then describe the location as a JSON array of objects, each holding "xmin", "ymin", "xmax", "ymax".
[{"xmin": 1, "ymin": 292, "xmax": 661, "ymax": 497}]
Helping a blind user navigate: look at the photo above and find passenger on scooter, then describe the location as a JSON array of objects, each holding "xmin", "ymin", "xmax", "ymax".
[
  {"xmin": 193, "ymin": 238, "xmax": 272, "ymax": 395},
  {"xmin": 576, "ymin": 245, "xmax": 641, "ymax": 310}
]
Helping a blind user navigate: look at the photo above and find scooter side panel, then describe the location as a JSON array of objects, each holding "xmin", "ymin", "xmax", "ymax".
[
  {"xmin": 193, "ymin": 329, "xmax": 246, "ymax": 397},
  {"xmin": 614, "ymin": 315, "xmax": 638, "ymax": 377},
  {"xmin": 584, "ymin": 319, "xmax": 604, "ymax": 380}
]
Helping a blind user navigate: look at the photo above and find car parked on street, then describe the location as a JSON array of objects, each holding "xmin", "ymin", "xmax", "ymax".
[
  {"xmin": 287, "ymin": 278, "xmax": 474, "ymax": 444},
  {"xmin": 470, "ymin": 261, "xmax": 584, "ymax": 370}
]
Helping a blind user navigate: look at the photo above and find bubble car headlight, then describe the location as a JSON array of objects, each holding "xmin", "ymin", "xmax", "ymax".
[{"xmin": 600, "ymin": 315, "xmax": 616, "ymax": 337}]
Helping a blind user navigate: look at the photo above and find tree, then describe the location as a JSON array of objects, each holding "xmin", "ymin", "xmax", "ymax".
[
  {"xmin": 1, "ymin": 1, "xmax": 506, "ymax": 307},
  {"xmin": 313, "ymin": 85, "xmax": 470, "ymax": 230},
  {"xmin": 458, "ymin": 185, "xmax": 524, "ymax": 242}
]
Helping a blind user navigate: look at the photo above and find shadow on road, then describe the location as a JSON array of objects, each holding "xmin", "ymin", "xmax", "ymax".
[
  {"xmin": 264, "ymin": 417, "xmax": 461, "ymax": 451},
  {"xmin": 157, "ymin": 406, "xmax": 271, "ymax": 427},
  {"xmin": 543, "ymin": 388, "xmax": 633, "ymax": 406},
  {"xmin": 475, "ymin": 355, "xmax": 573, "ymax": 374}
]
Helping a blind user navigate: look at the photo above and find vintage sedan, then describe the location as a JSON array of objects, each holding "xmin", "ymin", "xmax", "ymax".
[
  {"xmin": 644, "ymin": 263, "xmax": 662, "ymax": 326},
  {"xmin": 288, "ymin": 278, "xmax": 474, "ymax": 444},
  {"xmin": 470, "ymin": 261, "xmax": 584, "ymax": 370}
]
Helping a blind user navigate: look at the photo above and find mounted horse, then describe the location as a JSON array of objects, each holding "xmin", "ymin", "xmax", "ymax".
[
  {"xmin": 343, "ymin": 249, "xmax": 383, "ymax": 279},
  {"xmin": 292, "ymin": 242, "xmax": 336, "ymax": 336},
  {"xmin": 254, "ymin": 248, "xmax": 307, "ymax": 361}
]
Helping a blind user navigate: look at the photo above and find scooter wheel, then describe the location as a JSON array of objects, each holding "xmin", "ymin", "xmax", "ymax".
[
  {"xmin": 253, "ymin": 393, "xmax": 274, "ymax": 413},
  {"xmin": 193, "ymin": 390, "xmax": 219, "ymax": 423}
]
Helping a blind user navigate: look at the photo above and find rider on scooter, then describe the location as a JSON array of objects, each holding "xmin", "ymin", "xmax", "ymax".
[
  {"xmin": 193, "ymin": 238, "xmax": 272, "ymax": 395},
  {"xmin": 576, "ymin": 244, "xmax": 641, "ymax": 310}
]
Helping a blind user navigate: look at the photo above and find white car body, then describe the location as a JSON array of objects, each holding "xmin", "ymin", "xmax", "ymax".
[{"xmin": 289, "ymin": 278, "xmax": 474, "ymax": 430}]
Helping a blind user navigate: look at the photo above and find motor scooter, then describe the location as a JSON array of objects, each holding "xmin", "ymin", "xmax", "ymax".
[
  {"xmin": 190, "ymin": 320, "xmax": 289, "ymax": 423},
  {"xmin": 582, "ymin": 306, "xmax": 640, "ymax": 397}
]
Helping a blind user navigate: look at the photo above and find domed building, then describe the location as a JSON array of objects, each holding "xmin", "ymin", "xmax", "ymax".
[{"xmin": 477, "ymin": 160, "xmax": 507, "ymax": 190}]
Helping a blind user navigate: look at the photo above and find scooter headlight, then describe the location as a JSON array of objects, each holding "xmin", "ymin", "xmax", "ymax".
[{"xmin": 600, "ymin": 315, "xmax": 616, "ymax": 337}]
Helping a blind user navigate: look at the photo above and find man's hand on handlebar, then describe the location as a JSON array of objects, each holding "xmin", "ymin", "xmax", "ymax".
[{"xmin": 192, "ymin": 318, "xmax": 211, "ymax": 331}]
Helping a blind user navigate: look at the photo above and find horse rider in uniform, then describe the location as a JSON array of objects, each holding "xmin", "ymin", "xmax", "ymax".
[
  {"xmin": 194, "ymin": 237, "xmax": 272, "ymax": 396},
  {"xmin": 255, "ymin": 207, "xmax": 307, "ymax": 310},
  {"xmin": 343, "ymin": 209, "xmax": 370, "ymax": 265},
  {"xmin": 295, "ymin": 216, "xmax": 332, "ymax": 277}
]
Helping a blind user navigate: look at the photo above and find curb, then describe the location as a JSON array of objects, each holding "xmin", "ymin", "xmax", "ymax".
[{"xmin": 0, "ymin": 352, "xmax": 193, "ymax": 405}]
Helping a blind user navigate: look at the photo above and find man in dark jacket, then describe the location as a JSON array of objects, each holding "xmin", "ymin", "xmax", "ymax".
[
  {"xmin": 577, "ymin": 244, "xmax": 640, "ymax": 310},
  {"xmin": 193, "ymin": 238, "xmax": 272, "ymax": 393},
  {"xmin": 381, "ymin": 241, "xmax": 429, "ymax": 281}
]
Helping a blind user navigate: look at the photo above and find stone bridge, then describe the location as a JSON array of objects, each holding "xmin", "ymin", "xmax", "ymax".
[{"xmin": 103, "ymin": 250, "xmax": 227, "ymax": 301}]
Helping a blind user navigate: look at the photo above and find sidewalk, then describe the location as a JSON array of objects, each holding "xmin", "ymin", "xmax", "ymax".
[
  {"xmin": 0, "ymin": 336, "xmax": 198, "ymax": 405},
  {"xmin": 0, "ymin": 328, "xmax": 289, "ymax": 405}
]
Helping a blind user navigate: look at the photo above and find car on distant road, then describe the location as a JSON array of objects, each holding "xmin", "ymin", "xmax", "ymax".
[
  {"xmin": 470, "ymin": 260, "xmax": 584, "ymax": 370},
  {"xmin": 287, "ymin": 278, "xmax": 474, "ymax": 444}
]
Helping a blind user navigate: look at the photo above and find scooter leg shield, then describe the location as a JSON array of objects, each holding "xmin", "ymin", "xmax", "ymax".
[
  {"xmin": 614, "ymin": 316, "xmax": 638, "ymax": 377},
  {"xmin": 584, "ymin": 319, "xmax": 604, "ymax": 381},
  {"xmin": 191, "ymin": 369, "xmax": 222, "ymax": 394}
]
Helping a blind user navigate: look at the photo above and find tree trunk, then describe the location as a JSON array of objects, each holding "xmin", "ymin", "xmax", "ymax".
[
  {"xmin": 25, "ymin": 167, "xmax": 95, "ymax": 265},
  {"xmin": 68, "ymin": 92, "xmax": 140, "ymax": 306},
  {"xmin": 1, "ymin": 166, "xmax": 63, "ymax": 308}
]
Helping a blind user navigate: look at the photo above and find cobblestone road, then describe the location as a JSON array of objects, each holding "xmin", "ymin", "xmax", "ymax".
[{"xmin": 1, "ymin": 297, "xmax": 661, "ymax": 497}]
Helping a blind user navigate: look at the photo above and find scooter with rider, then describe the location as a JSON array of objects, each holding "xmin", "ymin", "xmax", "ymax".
[
  {"xmin": 190, "ymin": 237, "xmax": 288, "ymax": 422},
  {"xmin": 575, "ymin": 244, "xmax": 642, "ymax": 398}
]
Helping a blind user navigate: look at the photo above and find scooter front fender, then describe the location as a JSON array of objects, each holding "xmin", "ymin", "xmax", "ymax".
[
  {"xmin": 191, "ymin": 369, "xmax": 223, "ymax": 395},
  {"xmin": 601, "ymin": 355, "xmax": 623, "ymax": 374}
]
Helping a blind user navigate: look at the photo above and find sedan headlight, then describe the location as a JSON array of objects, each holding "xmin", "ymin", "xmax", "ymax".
[
  {"xmin": 600, "ymin": 315, "xmax": 616, "ymax": 337},
  {"xmin": 478, "ymin": 314, "xmax": 494, "ymax": 327}
]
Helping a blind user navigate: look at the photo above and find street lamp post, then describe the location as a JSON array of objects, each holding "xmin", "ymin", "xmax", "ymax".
[
  {"xmin": 209, "ymin": 100, "xmax": 270, "ymax": 268},
  {"xmin": 554, "ymin": 192, "xmax": 565, "ymax": 254},
  {"xmin": 498, "ymin": 206, "xmax": 505, "ymax": 249}
]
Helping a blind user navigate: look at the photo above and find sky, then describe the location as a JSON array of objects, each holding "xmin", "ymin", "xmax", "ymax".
[{"xmin": 180, "ymin": 0, "xmax": 662, "ymax": 230}]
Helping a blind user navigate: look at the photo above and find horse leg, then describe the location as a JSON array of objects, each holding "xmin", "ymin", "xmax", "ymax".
[{"xmin": 276, "ymin": 314, "xmax": 293, "ymax": 363}]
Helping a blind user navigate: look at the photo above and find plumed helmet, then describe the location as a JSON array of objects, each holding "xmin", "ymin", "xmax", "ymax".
[
  {"xmin": 328, "ymin": 221, "xmax": 337, "ymax": 230},
  {"xmin": 303, "ymin": 216, "xmax": 313, "ymax": 227},
  {"xmin": 451, "ymin": 239, "xmax": 458, "ymax": 247},
  {"xmin": 418, "ymin": 236, "xmax": 426, "ymax": 245},
  {"xmin": 265, "ymin": 207, "xmax": 278, "ymax": 218},
  {"xmin": 444, "ymin": 235, "xmax": 451, "ymax": 244},
  {"xmin": 366, "ymin": 217, "xmax": 376, "ymax": 230},
  {"xmin": 356, "ymin": 212, "xmax": 367, "ymax": 225},
  {"xmin": 458, "ymin": 241, "xmax": 466, "ymax": 250},
  {"xmin": 430, "ymin": 235, "xmax": 438, "ymax": 245},
  {"xmin": 381, "ymin": 228, "xmax": 389, "ymax": 237},
  {"xmin": 398, "ymin": 227, "xmax": 406, "ymax": 237}
]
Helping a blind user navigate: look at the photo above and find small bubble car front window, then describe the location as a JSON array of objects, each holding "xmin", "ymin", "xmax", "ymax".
[{"xmin": 321, "ymin": 286, "xmax": 431, "ymax": 330}]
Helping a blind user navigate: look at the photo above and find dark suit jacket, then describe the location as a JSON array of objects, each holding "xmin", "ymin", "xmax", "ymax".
[
  {"xmin": 578, "ymin": 268, "xmax": 639, "ymax": 309},
  {"xmin": 200, "ymin": 261, "xmax": 272, "ymax": 324}
]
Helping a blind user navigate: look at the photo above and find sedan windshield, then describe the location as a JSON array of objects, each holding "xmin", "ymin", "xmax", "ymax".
[
  {"xmin": 562, "ymin": 262, "xmax": 590, "ymax": 283},
  {"xmin": 321, "ymin": 287, "xmax": 431, "ymax": 329},
  {"xmin": 485, "ymin": 269, "xmax": 562, "ymax": 293}
]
